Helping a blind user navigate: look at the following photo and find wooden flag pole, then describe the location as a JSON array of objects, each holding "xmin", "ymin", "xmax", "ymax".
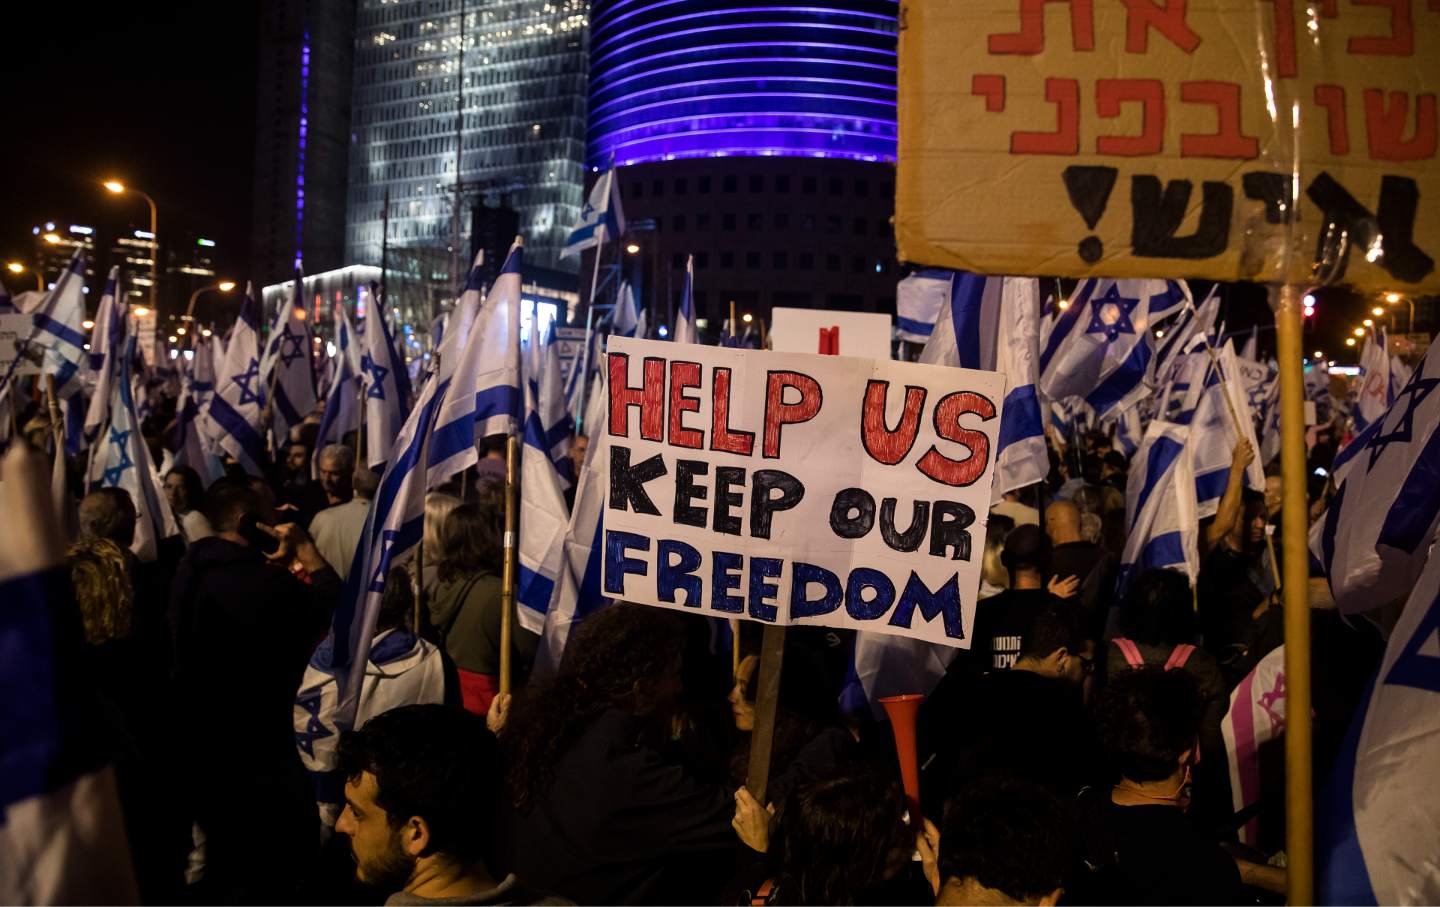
[
  {"xmin": 743, "ymin": 623, "xmax": 787, "ymax": 804},
  {"xmin": 1272, "ymin": 283, "xmax": 1313, "ymax": 903},
  {"xmin": 42, "ymin": 375, "xmax": 62, "ymax": 454},
  {"xmin": 499, "ymin": 433, "xmax": 519, "ymax": 697}
]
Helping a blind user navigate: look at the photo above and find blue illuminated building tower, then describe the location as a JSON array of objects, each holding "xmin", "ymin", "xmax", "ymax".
[{"xmin": 588, "ymin": 0, "xmax": 900, "ymax": 326}]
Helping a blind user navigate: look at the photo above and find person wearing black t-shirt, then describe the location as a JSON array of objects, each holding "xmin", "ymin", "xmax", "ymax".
[{"xmin": 969, "ymin": 524, "xmax": 1079, "ymax": 671}]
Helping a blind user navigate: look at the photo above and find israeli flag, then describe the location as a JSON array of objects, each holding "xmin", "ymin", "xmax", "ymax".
[
  {"xmin": 1039, "ymin": 277, "xmax": 1188, "ymax": 420},
  {"xmin": 326, "ymin": 365, "xmax": 447, "ymax": 728},
  {"xmin": 3, "ymin": 250, "xmax": 88, "ymax": 399},
  {"xmin": 611, "ymin": 280, "xmax": 644, "ymax": 339},
  {"xmin": 896, "ymin": 269, "xmax": 953, "ymax": 344},
  {"xmin": 1188, "ymin": 342, "xmax": 1266, "ymax": 519},
  {"xmin": 0, "ymin": 278, "xmax": 12, "ymax": 314},
  {"xmin": 1306, "ymin": 358, "xmax": 1334, "ymax": 424},
  {"xmin": 1117, "ymin": 420, "xmax": 1199, "ymax": 598},
  {"xmin": 539, "ymin": 373, "xmax": 610, "ymax": 669},
  {"xmin": 362, "ymin": 286, "xmax": 413, "ymax": 470},
  {"xmin": 561, "ymin": 166, "xmax": 625, "ymax": 259},
  {"xmin": 919, "ymin": 272, "xmax": 1047, "ymax": 500},
  {"xmin": 262, "ymin": 270, "xmax": 317, "ymax": 445},
  {"xmin": 91, "ymin": 336, "xmax": 177, "ymax": 561},
  {"xmin": 428, "ymin": 240, "xmax": 523, "ymax": 485},
  {"xmin": 672, "ymin": 255, "xmax": 698, "ymax": 345},
  {"xmin": 1256, "ymin": 370, "xmax": 1281, "ymax": 466},
  {"xmin": 530, "ymin": 330, "xmax": 574, "ymax": 487},
  {"xmin": 1355, "ymin": 328, "xmax": 1392, "ymax": 432},
  {"xmin": 1107, "ymin": 401, "xmax": 1144, "ymax": 458},
  {"xmin": 517, "ymin": 372, "xmax": 571, "ymax": 634},
  {"xmin": 1152, "ymin": 285, "xmax": 1220, "ymax": 391},
  {"xmin": 83, "ymin": 268, "xmax": 125, "ymax": 445},
  {"xmin": 172, "ymin": 335, "xmax": 223, "ymax": 486},
  {"xmin": 1315, "ymin": 342, "xmax": 1440, "ymax": 615},
  {"xmin": 565, "ymin": 325, "xmax": 601, "ymax": 429},
  {"xmin": 206, "ymin": 283, "xmax": 268, "ymax": 476},
  {"xmin": 1317, "ymin": 545, "xmax": 1440, "ymax": 904},
  {"xmin": 314, "ymin": 305, "xmax": 362, "ymax": 465}
]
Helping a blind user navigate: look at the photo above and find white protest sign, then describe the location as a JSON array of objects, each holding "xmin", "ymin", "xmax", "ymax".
[
  {"xmin": 0, "ymin": 313, "xmax": 41, "ymax": 378},
  {"xmin": 600, "ymin": 336, "xmax": 1003, "ymax": 647}
]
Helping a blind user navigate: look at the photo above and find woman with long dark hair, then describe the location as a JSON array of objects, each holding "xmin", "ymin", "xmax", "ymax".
[{"xmin": 501, "ymin": 603, "xmax": 735, "ymax": 904}]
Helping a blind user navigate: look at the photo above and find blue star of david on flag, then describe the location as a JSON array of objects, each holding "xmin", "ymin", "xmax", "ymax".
[
  {"xmin": 1085, "ymin": 284, "xmax": 1140, "ymax": 343},
  {"xmin": 280, "ymin": 324, "xmax": 308, "ymax": 368},
  {"xmin": 369, "ymin": 529, "xmax": 400, "ymax": 594},
  {"xmin": 102, "ymin": 426, "xmax": 134, "ymax": 487},
  {"xmin": 232, "ymin": 357, "xmax": 263, "ymax": 406},
  {"xmin": 1365, "ymin": 370, "xmax": 1440, "ymax": 471},
  {"xmin": 361, "ymin": 353, "xmax": 388, "ymax": 401},
  {"xmin": 1385, "ymin": 587, "xmax": 1440, "ymax": 694},
  {"xmin": 294, "ymin": 689, "xmax": 334, "ymax": 758}
]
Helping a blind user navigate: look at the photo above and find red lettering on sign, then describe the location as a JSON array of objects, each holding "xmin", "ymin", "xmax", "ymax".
[
  {"xmin": 1263, "ymin": 0, "xmax": 1299, "ymax": 78},
  {"xmin": 1179, "ymin": 82, "xmax": 1260, "ymax": 159},
  {"xmin": 1096, "ymin": 79, "xmax": 1166, "ymax": 156},
  {"xmin": 860, "ymin": 381, "xmax": 926, "ymax": 466},
  {"xmin": 667, "ymin": 360, "xmax": 703, "ymax": 449},
  {"xmin": 917, "ymin": 392, "xmax": 996, "ymax": 488},
  {"xmin": 1364, "ymin": 89, "xmax": 1437, "ymax": 161},
  {"xmin": 1319, "ymin": 0, "xmax": 1339, "ymax": 14},
  {"xmin": 988, "ymin": 0, "xmax": 1094, "ymax": 54},
  {"xmin": 1314, "ymin": 85, "xmax": 1351, "ymax": 154},
  {"xmin": 608, "ymin": 353, "xmax": 665, "ymax": 441},
  {"xmin": 1348, "ymin": 0, "xmax": 1413, "ymax": 56},
  {"xmin": 1121, "ymin": 0, "xmax": 1201, "ymax": 53},
  {"xmin": 761, "ymin": 371, "xmax": 823, "ymax": 459},
  {"xmin": 972, "ymin": 74, "xmax": 1006, "ymax": 112},
  {"xmin": 1011, "ymin": 78, "xmax": 1080, "ymax": 155},
  {"xmin": 709, "ymin": 366, "xmax": 754, "ymax": 456}
]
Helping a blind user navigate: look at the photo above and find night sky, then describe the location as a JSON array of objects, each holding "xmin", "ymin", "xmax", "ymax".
[
  {"xmin": 0, "ymin": 2, "xmax": 257, "ymax": 284},
  {"xmin": 0, "ymin": 2, "xmax": 1373, "ymax": 361}
]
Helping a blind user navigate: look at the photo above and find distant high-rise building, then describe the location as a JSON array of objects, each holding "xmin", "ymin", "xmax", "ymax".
[
  {"xmin": 585, "ymin": 0, "xmax": 899, "ymax": 327},
  {"xmin": 251, "ymin": 0, "xmax": 356, "ymax": 289},
  {"xmin": 345, "ymin": 0, "xmax": 590, "ymax": 279},
  {"xmin": 32, "ymin": 222, "xmax": 97, "ymax": 291},
  {"xmin": 111, "ymin": 229, "xmax": 159, "ymax": 308}
]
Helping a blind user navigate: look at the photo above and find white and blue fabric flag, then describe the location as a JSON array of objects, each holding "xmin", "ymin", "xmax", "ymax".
[
  {"xmin": 3, "ymin": 250, "xmax": 88, "ymax": 400},
  {"xmin": 314, "ymin": 305, "xmax": 362, "ymax": 466},
  {"xmin": 172, "ymin": 335, "xmax": 224, "ymax": 486},
  {"xmin": 896, "ymin": 269, "xmax": 953, "ymax": 344},
  {"xmin": 1314, "ymin": 342, "xmax": 1440, "ymax": 615},
  {"xmin": 530, "ymin": 331, "xmax": 574, "ymax": 487},
  {"xmin": 919, "ymin": 271, "xmax": 1047, "ymax": 499},
  {"xmin": 1188, "ymin": 341, "xmax": 1266, "ymax": 519},
  {"xmin": 517, "ymin": 371, "xmax": 572, "ymax": 635},
  {"xmin": 1355, "ymin": 328, "xmax": 1393, "ymax": 432},
  {"xmin": 82, "ymin": 268, "xmax": 125, "ymax": 445},
  {"xmin": 1317, "ymin": 543, "xmax": 1440, "ymax": 904},
  {"xmin": 206, "ymin": 284, "xmax": 268, "ymax": 476},
  {"xmin": 611, "ymin": 280, "xmax": 644, "ymax": 339},
  {"xmin": 362, "ymin": 289, "xmax": 413, "ymax": 470},
  {"xmin": 672, "ymin": 255, "xmax": 698, "ymax": 345},
  {"xmin": 561, "ymin": 166, "xmax": 625, "ymax": 260},
  {"xmin": 262, "ymin": 271, "xmax": 317, "ymax": 445},
  {"xmin": 1117, "ymin": 420, "xmax": 1200, "ymax": 598},
  {"xmin": 1039, "ymin": 277, "xmax": 1188, "ymax": 420},
  {"xmin": 1152, "ymin": 285, "xmax": 1220, "ymax": 390},
  {"xmin": 91, "ymin": 337, "xmax": 177, "ymax": 560},
  {"xmin": 428, "ymin": 241, "xmax": 523, "ymax": 485}
]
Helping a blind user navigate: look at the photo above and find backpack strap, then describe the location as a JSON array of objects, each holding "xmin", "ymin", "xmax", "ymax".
[
  {"xmin": 1164, "ymin": 643, "xmax": 1196, "ymax": 671},
  {"xmin": 1112, "ymin": 637, "xmax": 1145, "ymax": 668},
  {"xmin": 750, "ymin": 879, "xmax": 776, "ymax": 906}
]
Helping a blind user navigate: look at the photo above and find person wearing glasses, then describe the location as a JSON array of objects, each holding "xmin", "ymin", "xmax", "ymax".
[{"xmin": 918, "ymin": 604, "xmax": 1102, "ymax": 818}]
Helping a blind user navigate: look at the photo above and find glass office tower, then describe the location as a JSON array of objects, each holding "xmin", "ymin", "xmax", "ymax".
[{"xmin": 346, "ymin": 0, "xmax": 590, "ymax": 275}]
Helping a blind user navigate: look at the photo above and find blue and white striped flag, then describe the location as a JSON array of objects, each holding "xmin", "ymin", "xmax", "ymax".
[
  {"xmin": 428, "ymin": 240, "xmax": 523, "ymax": 484},
  {"xmin": 1107, "ymin": 400, "xmax": 1145, "ymax": 458},
  {"xmin": 172, "ymin": 335, "xmax": 224, "ymax": 486},
  {"xmin": 326, "ymin": 364, "xmax": 447, "ymax": 727},
  {"xmin": 362, "ymin": 287, "xmax": 413, "ymax": 470},
  {"xmin": 530, "ymin": 331, "xmax": 574, "ymax": 487},
  {"xmin": 1314, "ymin": 342, "xmax": 1440, "ymax": 615},
  {"xmin": 262, "ymin": 270, "xmax": 317, "ymax": 446},
  {"xmin": 517, "ymin": 370, "xmax": 571, "ymax": 634},
  {"xmin": 896, "ymin": 269, "xmax": 953, "ymax": 344},
  {"xmin": 672, "ymin": 255, "xmax": 698, "ymax": 345},
  {"xmin": 1317, "ymin": 542, "xmax": 1440, "ymax": 904},
  {"xmin": 1355, "ymin": 328, "xmax": 1392, "ymax": 432},
  {"xmin": 1153, "ymin": 285, "xmax": 1220, "ymax": 390},
  {"xmin": 1187, "ymin": 341, "xmax": 1266, "ymax": 519},
  {"xmin": 1040, "ymin": 278, "xmax": 1189, "ymax": 419},
  {"xmin": 1117, "ymin": 420, "xmax": 1199, "ymax": 598},
  {"xmin": 314, "ymin": 305, "xmax": 362, "ymax": 467},
  {"xmin": 561, "ymin": 166, "xmax": 625, "ymax": 260},
  {"xmin": 611, "ymin": 280, "xmax": 644, "ymax": 339},
  {"xmin": 919, "ymin": 271, "xmax": 1047, "ymax": 499},
  {"xmin": 91, "ymin": 337, "xmax": 177, "ymax": 561},
  {"xmin": 206, "ymin": 283, "xmax": 268, "ymax": 476},
  {"xmin": 7, "ymin": 250, "xmax": 88, "ymax": 400},
  {"xmin": 82, "ymin": 268, "xmax": 125, "ymax": 445}
]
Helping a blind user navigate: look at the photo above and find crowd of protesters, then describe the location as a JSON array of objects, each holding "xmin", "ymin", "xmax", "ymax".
[{"xmin": 12, "ymin": 382, "xmax": 1389, "ymax": 907}]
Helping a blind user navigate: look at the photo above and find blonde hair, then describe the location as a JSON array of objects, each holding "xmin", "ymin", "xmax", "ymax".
[
  {"xmin": 423, "ymin": 492, "xmax": 462, "ymax": 563},
  {"xmin": 67, "ymin": 538, "xmax": 134, "ymax": 645}
]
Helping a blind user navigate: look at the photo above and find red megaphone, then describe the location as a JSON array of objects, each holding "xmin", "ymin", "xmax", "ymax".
[{"xmin": 879, "ymin": 693, "xmax": 923, "ymax": 817}]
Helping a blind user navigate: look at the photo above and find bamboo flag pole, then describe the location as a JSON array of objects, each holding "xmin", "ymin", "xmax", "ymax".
[
  {"xmin": 1273, "ymin": 283, "xmax": 1313, "ymax": 904},
  {"xmin": 499, "ymin": 433, "xmax": 519, "ymax": 697}
]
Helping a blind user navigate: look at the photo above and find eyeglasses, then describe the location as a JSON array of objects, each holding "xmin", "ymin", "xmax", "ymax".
[{"xmin": 1078, "ymin": 655, "xmax": 1096, "ymax": 676}]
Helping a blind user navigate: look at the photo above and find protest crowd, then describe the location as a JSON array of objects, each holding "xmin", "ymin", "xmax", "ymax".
[{"xmin": 0, "ymin": 224, "xmax": 1432, "ymax": 907}]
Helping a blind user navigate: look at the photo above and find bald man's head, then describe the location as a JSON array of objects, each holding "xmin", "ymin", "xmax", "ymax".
[{"xmin": 1045, "ymin": 500, "xmax": 1082, "ymax": 545}]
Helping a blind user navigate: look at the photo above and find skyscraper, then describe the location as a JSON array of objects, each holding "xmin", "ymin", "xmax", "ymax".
[
  {"xmin": 586, "ymin": 0, "xmax": 900, "ymax": 326},
  {"xmin": 345, "ymin": 0, "xmax": 590, "ymax": 278}
]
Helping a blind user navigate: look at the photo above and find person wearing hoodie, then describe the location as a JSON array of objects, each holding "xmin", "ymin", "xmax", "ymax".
[{"xmin": 168, "ymin": 476, "xmax": 342, "ymax": 903}]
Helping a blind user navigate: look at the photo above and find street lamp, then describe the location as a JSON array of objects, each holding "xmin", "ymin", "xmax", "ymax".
[
  {"xmin": 1385, "ymin": 292, "xmax": 1415, "ymax": 332},
  {"xmin": 103, "ymin": 179, "xmax": 159, "ymax": 313},
  {"xmin": 625, "ymin": 242, "xmax": 640, "ymax": 255},
  {"xmin": 1346, "ymin": 337, "xmax": 1357, "ymax": 347},
  {"xmin": 184, "ymin": 280, "xmax": 236, "ymax": 345},
  {"xmin": 1353, "ymin": 327, "xmax": 1365, "ymax": 336},
  {"xmin": 6, "ymin": 261, "xmax": 43, "ymax": 291}
]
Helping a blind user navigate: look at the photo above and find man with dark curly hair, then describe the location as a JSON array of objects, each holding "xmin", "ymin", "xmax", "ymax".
[{"xmin": 937, "ymin": 778, "xmax": 1069, "ymax": 906}]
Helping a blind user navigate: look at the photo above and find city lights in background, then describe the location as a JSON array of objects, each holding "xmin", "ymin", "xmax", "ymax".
[
  {"xmin": 1386, "ymin": 292, "xmax": 1402, "ymax": 304},
  {"xmin": 1346, "ymin": 337, "xmax": 1357, "ymax": 346}
]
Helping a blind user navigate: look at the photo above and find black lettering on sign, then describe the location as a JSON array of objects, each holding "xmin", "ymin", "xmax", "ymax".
[
  {"xmin": 609, "ymin": 445, "xmax": 667, "ymax": 516},
  {"xmin": 1130, "ymin": 175, "xmax": 1232, "ymax": 259},
  {"xmin": 829, "ymin": 487, "xmax": 876, "ymax": 539},
  {"xmin": 1241, "ymin": 172, "xmax": 1294, "ymax": 225},
  {"xmin": 1306, "ymin": 172, "xmax": 1433, "ymax": 284},
  {"xmin": 673, "ymin": 459, "xmax": 709, "ymax": 528},
  {"xmin": 750, "ymin": 470, "xmax": 805, "ymax": 540},
  {"xmin": 1062, "ymin": 165, "xmax": 1118, "ymax": 264}
]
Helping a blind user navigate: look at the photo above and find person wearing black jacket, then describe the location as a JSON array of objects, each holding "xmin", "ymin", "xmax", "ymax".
[
  {"xmin": 169, "ymin": 477, "xmax": 342, "ymax": 903},
  {"xmin": 500, "ymin": 604, "xmax": 736, "ymax": 904}
]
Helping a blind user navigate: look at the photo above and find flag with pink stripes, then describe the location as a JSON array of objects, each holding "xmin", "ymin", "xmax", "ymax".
[{"xmin": 1221, "ymin": 645, "xmax": 1287, "ymax": 847}]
